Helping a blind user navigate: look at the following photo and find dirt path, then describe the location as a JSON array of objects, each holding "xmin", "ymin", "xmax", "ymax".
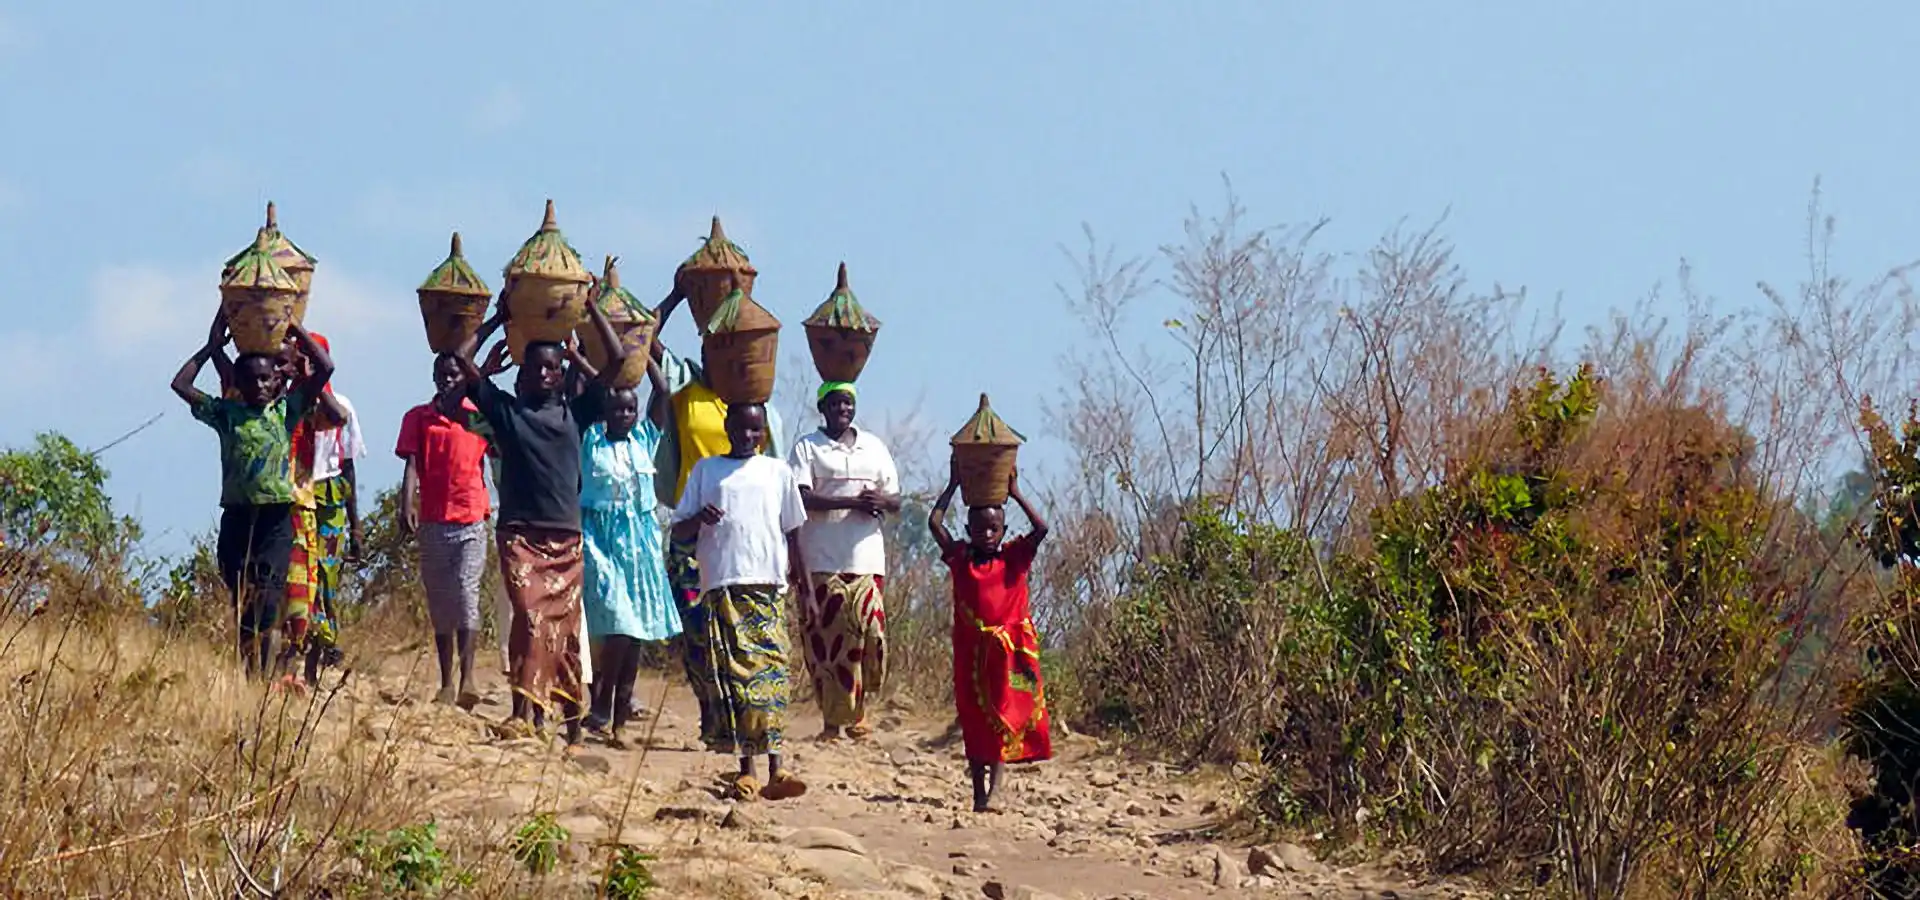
[{"xmin": 341, "ymin": 649, "xmax": 1488, "ymax": 899}]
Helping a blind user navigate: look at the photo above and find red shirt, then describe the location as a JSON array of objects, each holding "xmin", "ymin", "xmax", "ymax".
[
  {"xmin": 942, "ymin": 534, "xmax": 1040, "ymax": 631},
  {"xmin": 395, "ymin": 400, "xmax": 491, "ymax": 525}
]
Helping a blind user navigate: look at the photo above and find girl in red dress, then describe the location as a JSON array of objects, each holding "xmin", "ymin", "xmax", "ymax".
[{"xmin": 930, "ymin": 462, "xmax": 1051, "ymax": 813}]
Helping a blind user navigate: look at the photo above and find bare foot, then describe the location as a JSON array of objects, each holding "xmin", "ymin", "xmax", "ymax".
[
  {"xmin": 434, "ymin": 687, "xmax": 456, "ymax": 705},
  {"xmin": 456, "ymin": 690, "xmax": 480, "ymax": 711}
]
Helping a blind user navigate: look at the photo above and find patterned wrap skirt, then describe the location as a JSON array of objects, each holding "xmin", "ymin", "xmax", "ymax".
[
  {"xmin": 688, "ymin": 584, "xmax": 790, "ymax": 756},
  {"xmin": 419, "ymin": 520, "xmax": 486, "ymax": 632},
  {"xmin": 802, "ymin": 573, "xmax": 887, "ymax": 729},
  {"xmin": 496, "ymin": 524, "xmax": 586, "ymax": 715}
]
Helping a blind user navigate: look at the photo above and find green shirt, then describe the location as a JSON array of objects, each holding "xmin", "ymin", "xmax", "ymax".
[{"xmin": 192, "ymin": 391, "xmax": 311, "ymax": 507}]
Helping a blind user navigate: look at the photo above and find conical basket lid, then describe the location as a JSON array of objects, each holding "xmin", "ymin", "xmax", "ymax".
[
  {"xmin": 504, "ymin": 199, "xmax": 590, "ymax": 283},
  {"xmin": 418, "ymin": 232, "xmax": 492, "ymax": 297},
  {"xmin": 706, "ymin": 288, "xmax": 780, "ymax": 335},
  {"xmin": 803, "ymin": 262, "xmax": 882, "ymax": 332},
  {"xmin": 223, "ymin": 201, "xmax": 316, "ymax": 276},
  {"xmin": 594, "ymin": 256, "xmax": 656, "ymax": 324},
  {"xmin": 950, "ymin": 393, "xmax": 1025, "ymax": 446},
  {"xmin": 221, "ymin": 229, "xmax": 302, "ymax": 292},
  {"xmin": 678, "ymin": 216, "xmax": 757, "ymax": 276}
]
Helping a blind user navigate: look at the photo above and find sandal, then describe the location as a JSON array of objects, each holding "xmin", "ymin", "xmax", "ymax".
[
  {"xmin": 727, "ymin": 775, "xmax": 763, "ymax": 802},
  {"xmin": 761, "ymin": 773, "xmax": 808, "ymax": 801},
  {"xmin": 846, "ymin": 723, "xmax": 873, "ymax": 741}
]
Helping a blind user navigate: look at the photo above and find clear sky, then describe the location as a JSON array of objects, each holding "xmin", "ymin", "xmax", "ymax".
[{"xmin": 2, "ymin": 2, "xmax": 1916, "ymax": 558}]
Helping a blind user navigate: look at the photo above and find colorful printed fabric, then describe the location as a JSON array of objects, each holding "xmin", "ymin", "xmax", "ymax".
[
  {"xmin": 310, "ymin": 475, "xmax": 350, "ymax": 651},
  {"xmin": 689, "ymin": 584, "xmax": 791, "ymax": 756},
  {"xmin": 803, "ymin": 573, "xmax": 887, "ymax": 729},
  {"xmin": 943, "ymin": 535, "xmax": 1052, "ymax": 765},
  {"xmin": 668, "ymin": 532, "xmax": 715, "ymax": 738},
  {"xmin": 192, "ymin": 392, "xmax": 310, "ymax": 507},
  {"xmin": 497, "ymin": 524, "xmax": 586, "ymax": 716},
  {"xmin": 283, "ymin": 504, "xmax": 320, "ymax": 646}
]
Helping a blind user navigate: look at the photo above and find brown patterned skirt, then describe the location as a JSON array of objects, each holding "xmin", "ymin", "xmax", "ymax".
[{"xmin": 496, "ymin": 524, "xmax": 586, "ymax": 714}]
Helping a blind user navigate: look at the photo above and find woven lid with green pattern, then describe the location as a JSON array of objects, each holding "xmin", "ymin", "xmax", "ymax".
[
  {"xmin": 504, "ymin": 199, "xmax": 590, "ymax": 283},
  {"xmin": 678, "ymin": 216, "xmax": 756, "ymax": 276},
  {"xmin": 595, "ymin": 256, "xmax": 656, "ymax": 323},
  {"xmin": 950, "ymin": 393, "xmax": 1025, "ymax": 446},
  {"xmin": 705, "ymin": 288, "xmax": 780, "ymax": 335},
  {"xmin": 220, "ymin": 228, "xmax": 302, "ymax": 292},
  {"xmin": 418, "ymin": 232, "xmax": 492, "ymax": 297},
  {"xmin": 803, "ymin": 262, "xmax": 882, "ymax": 332},
  {"xmin": 223, "ymin": 201, "xmax": 316, "ymax": 276}
]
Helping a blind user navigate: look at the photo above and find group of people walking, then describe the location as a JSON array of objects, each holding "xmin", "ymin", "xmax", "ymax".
[{"xmin": 177, "ymin": 282, "xmax": 1054, "ymax": 811}]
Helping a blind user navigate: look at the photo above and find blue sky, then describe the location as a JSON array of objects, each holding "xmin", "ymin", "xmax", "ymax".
[{"xmin": 2, "ymin": 2, "xmax": 1917, "ymax": 558}]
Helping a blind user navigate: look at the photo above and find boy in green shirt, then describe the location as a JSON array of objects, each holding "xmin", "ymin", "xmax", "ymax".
[{"xmin": 172, "ymin": 311, "xmax": 334, "ymax": 678}]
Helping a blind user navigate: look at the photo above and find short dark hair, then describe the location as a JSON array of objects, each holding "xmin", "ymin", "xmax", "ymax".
[
  {"xmin": 525, "ymin": 340, "xmax": 563, "ymax": 357},
  {"xmin": 235, "ymin": 351, "xmax": 276, "ymax": 370}
]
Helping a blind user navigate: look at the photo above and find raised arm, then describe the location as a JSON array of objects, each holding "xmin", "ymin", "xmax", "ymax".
[
  {"xmin": 455, "ymin": 294, "xmax": 510, "ymax": 389},
  {"xmin": 1007, "ymin": 466, "xmax": 1048, "ymax": 544},
  {"xmin": 206, "ymin": 312, "xmax": 235, "ymax": 391},
  {"xmin": 581, "ymin": 291, "xmax": 626, "ymax": 389},
  {"xmin": 645, "ymin": 354, "xmax": 670, "ymax": 427},
  {"xmin": 172, "ymin": 310, "xmax": 228, "ymax": 405},
  {"xmin": 286, "ymin": 322, "xmax": 335, "ymax": 396},
  {"xmin": 928, "ymin": 460, "xmax": 962, "ymax": 554}
]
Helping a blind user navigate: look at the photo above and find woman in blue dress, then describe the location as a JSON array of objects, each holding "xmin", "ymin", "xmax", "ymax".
[{"xmin": 579, "ymin": 354, "xmax": 680, "ymax": 747}]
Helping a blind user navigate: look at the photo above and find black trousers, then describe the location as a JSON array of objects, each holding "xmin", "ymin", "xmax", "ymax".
[{"xmin": 216, "ymin": 503, "xmax": 294, "ymax": 639}]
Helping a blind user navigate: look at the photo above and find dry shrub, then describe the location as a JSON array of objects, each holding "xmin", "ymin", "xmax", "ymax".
[{"xmin": 1049, "ymin": 181, "xmax": 1910, "ymax": 897}]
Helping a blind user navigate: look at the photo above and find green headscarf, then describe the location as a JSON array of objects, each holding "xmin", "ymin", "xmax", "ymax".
[{"xmin": 817, "ymin": 381, "xmax": 857, "ymax": 402}]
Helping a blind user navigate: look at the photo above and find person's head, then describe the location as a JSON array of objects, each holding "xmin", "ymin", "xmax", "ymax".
[
  {"xmin": 276, "ymin": 338, "xmax": 307, "ymax": 394},
  {"xmin": 234, "ymin": 353, "xmax": 279, "ymax": 407},
  {"xmin": 516, "ymin": 341, "xmax": 566, "ymax": 400},
  {"xmin": 605, "ymin": 386, "xmax": 640, "ymax": 440},
  {"xmin": 817, "ymin": 382, "xmax": 857, "ymax": 436},
  {"xmin": 965, "ymin": 505, "xmax": 1007, "ymax": 554},
  {"xmin": 432, "ymin": 353, "xmax": 464, "ymax": 397},
  {"xmin": 724, "ymin": 402, "xmax": 768, "ymax": 458}
]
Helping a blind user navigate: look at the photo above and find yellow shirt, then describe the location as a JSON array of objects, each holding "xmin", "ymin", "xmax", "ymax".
[{"xmin": 672, "ymin": 382, "xmax": 732, "ymax": 503}]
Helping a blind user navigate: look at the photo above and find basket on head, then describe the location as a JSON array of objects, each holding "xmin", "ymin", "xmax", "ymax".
[
  {"xmin": 803, "ymin": 262, "xmax": 882, "ymax": 384},
  {"xmin": 578, "ymin": 255, "xmax": 657, "ymax": 390},
  {"xmin": 417, "ymin": 232, "xmax": 493, "ymax": 354},
  {"xmin": 501, "ymin": 199, "xmax": 592, "ymax": 363},
  {"xmin": 220, "ymin": 229, "xmax": 304, "ymax": 356},
  {"xmin": 702, "ymin": 289, "xmax": 780, "ymax": 404},
  {"xmin": 675, "ymin": 216, "xmax": 757, "ymax": 334},
  {"xmin": 949, "ymin": 393, "xmax": 1025, "ymax": 508},
  {"xmin": 223, "ymin": 201, "xmax": 317, "ymax": 325}
]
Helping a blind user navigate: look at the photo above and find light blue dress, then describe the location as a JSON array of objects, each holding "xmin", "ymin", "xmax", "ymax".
[{"xmin": 580, "ymin": 420, "xmax": 682, "ymax": 642}]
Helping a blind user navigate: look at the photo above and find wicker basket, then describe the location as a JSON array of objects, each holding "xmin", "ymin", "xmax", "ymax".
[
  {"xmin": 220, "ymin": 229, "xmax": 304, "ymax": 355},
  {"xmin": 703, "ymin": 290, "xmax": 780, "ymax": 404},
  {"xmin": 578, "ymin": 256, "xmax": 657, "ymax": 390},
  {"xmin": 949, "ymin": 393, "xmax": 1025, "ymax": 508},
  {"xmin": 417, "ymin": 232, "xmax": 493, "ymax": 353},
  {"xmin": 223, "ymin": 202, "xmax": 316, "ymax": 325},
  {"xmin": 502, "ymin": 200, "xmax": 591, "ymax": 363},
  {"xmin": 803, "ymin": 262, "xmax": 882, "ymax": 383},
  {"xmin": 676, "ymin": 216, "xmax": 757, "ymax": 334}
]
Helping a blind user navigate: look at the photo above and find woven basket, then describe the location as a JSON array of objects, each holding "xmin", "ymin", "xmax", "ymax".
[
  {"xmin": 220, "ymin": 229, "xmax": 304, "ymax": 355},
  {"xmin": 676, "ymin": 216, "xmax": 757, "ymax": 334},
  {"xmin": 417, "ymin": 232, "xmax": 494, "ymax": 354},
  {"xmin": 949, "ymin": 393, "xmax": 1025, "ymax": 508},
  {"xmin": 502, "ymin": 200, "xmax": 591, "ymax": 363},
  {"xmin": 803, "ymin": 262, "xmax": 882, "ymax": 383},
  {"xmin": 703, "ymin": 289, "xmax": 781, "ymax": 404},
  {"xmin": 578, "ymin": 256, "xmax": 658, "ymax": 390},
  {"xmin": 224, "ymin": 202, "xmax": 316, "ymax": 326}
]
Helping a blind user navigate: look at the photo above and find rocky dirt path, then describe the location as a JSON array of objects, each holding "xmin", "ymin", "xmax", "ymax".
[{"xmin": 337, "ymin": 650, "xmax": 1489, "ymax": 899}]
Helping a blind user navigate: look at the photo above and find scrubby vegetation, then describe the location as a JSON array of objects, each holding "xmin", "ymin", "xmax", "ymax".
[{"xmin": 7, "ymin": 183, "xmax": 1920, "ymax": 897}]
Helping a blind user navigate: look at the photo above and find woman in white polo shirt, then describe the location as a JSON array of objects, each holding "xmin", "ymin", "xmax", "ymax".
[{"xmin": 787, "ymin": 381, "xmax": 901, "ymax": 742}]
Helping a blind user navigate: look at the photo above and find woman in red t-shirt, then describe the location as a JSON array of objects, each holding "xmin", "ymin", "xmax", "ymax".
[
  {"xmin": 396, "ymin": 353, "xmax": 495, "ymax": 708},
  {"xmin": 929, "ymin": 462, "xmax": 1052, "ymax": 813}
]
